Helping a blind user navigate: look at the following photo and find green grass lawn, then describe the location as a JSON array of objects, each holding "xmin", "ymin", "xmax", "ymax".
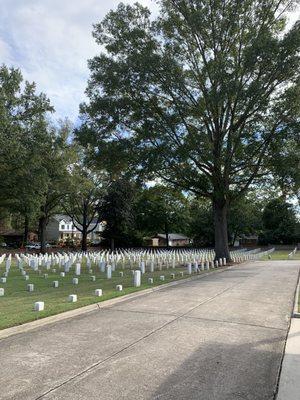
[
  {"xmin": 0, "ymin": 260, "xmax": 218, "ymax": 330},
  {"xmin": 261, "ymin": 250, "xmax": 300, "ymax": 261}
]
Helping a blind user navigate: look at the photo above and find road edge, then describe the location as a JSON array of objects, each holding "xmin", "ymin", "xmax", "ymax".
[{"xmin": 274, "ymin": 264, "xmax": 300, "ymax": 399}]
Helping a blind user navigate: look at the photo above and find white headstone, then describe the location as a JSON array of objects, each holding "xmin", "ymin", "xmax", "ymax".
[
  {"xmin": 27, "ymin": 283, "xmax": 34, "ymax": 292},
  {"xmin": 150, "ymin": 261, "xmax": 154, "ymax": 273},
  {"xmin": 68, "ymin": 294, "xmax": 77, "ymax": 302},
  {"xmin": 34, "ymin": 301, "xmax": 44, "ymax": 311},
  {"xmin": 95, "ymin": 289, "xmax": 102, "ymax": 297},
  {"xmin": 140, "ymin": 261, "xmax": 145, "ymax": 274},
  {"xmin": 100, "ymin": 261, "xmax": 106, "ymax": 273},
  {"xmin": 75, "ymin": 263, "xmax": 81, "ymax": 276},
  {"xmin": 106, "ymin": 265, "xmax": 112, "ymax": 279},
  {"xmin": 133, "ymin": 270, "xmax": 141, "ymax": 287}
]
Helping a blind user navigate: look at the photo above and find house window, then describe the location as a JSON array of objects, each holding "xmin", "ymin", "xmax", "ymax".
[{"xmin": 61, "ymin": 224, "xmax": 65, "ymax": 230}]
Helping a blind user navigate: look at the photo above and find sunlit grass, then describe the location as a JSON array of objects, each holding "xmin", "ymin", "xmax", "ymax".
[
  {"xmin": 0, "ymin": 260, "xmax": 220, "ymax": 330},
  {"xmin": 261, "ymin": 250, "xmax": 300, "ymax": 261}
]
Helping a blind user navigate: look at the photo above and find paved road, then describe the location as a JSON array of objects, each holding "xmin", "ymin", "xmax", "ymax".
[{"xmin": 0, "ymin": 261, "xmax": 299, "ymax": 400}]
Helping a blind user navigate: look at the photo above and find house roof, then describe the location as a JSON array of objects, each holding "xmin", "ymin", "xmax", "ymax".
[
  {"xmin": 52, "ymin": 214, "xmax": 72, "ymax": 223},
  {"xmin": 52, "ymin": 214, "xmax": 103, "ymax": 226},
  {"xmin": 52, "ymin": 214, "xmax": 103, "ymax": 227},
  {"xmin": 155, "ymin": 233, "xmax": 190, "ymax": 240}
]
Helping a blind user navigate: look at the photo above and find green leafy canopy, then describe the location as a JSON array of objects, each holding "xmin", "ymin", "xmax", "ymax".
[{"xmin": 78, "ymin": 0, "xmax": 300, "ymax": 205}]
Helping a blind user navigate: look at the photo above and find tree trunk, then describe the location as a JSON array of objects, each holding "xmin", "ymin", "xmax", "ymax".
[
  {"xmin": 231, "ymin": 230, "xmax": 239, "ymax": 247},
  {"xmin": 213, "ymin": 200, "xmax": 231, "ymax": 261},
  {"xmin": 111, "ymin": 237, "xmax": 115, "ymax": 251},
  {"xmin": 23, "ymin": 215, "xmax": 29, "ymax": 246},
  {"xmin": 81, "ymin": 202, "xmax": 88, "ymax": 252},
  {"xmin": 81, "ymin": 227, "xmax": 88, "ymax": 252},
  {"xmin": 165, "ymin": 220, "xmax": 169, "ymax": 248},
  {"xmin": 39, "ymin": 216, "xmax": 47, "ymax": 254}
]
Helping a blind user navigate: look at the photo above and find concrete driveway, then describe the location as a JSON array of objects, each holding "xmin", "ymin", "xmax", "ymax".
[{"xmin": 0, "ymin": 261, "xmax": 298, "ymax": 400}]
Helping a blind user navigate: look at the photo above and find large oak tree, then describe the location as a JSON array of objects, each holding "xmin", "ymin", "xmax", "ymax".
[{"xmin": 77, "ymin": 0, "xmax": 300, "ymax": 260}]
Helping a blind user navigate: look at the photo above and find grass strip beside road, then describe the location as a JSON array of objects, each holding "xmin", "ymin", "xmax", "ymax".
[
  {"xmin": 0, "ymin": 260, "xmax": 221, "ymax": 330},
  {"xmin": 261, "ymin": 250, "xmax": 300, "ymax": 261}
]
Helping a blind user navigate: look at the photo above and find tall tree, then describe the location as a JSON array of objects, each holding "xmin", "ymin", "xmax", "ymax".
[
  {"xmin": 261, "ymin": 198, "xmax": 298, "ymax": 244},
  {"xmin": 100, "ymin": 178, "xmax": 138, "ymax": 250},
  {"xmin": 77, "ymin": 0, "xmax": 300, "ymax": 260},
  {"xmin": 63, "ymin": 161, "xmax": 104, "ymax": 252},
  {"xmin": 0, "ymin": 65, "xmax": 53, "ymax": 243},
  {"xmin": 38, "ymin": 120, "xmax": 74, "ymax": 253},
  {"xmin": 135, "ymin": 185, "xmax": 190, "ymax": 245},
  {"xmin": 228, "ymin": 196, "xmax": 263, "ymax": 246},
  {"xmin": 188, "ymin": 199, "xmax": 215, "ymax": 247},
  {"xmin": 270, "ymin": 135, "xmax": 300, "ymax": 201}
]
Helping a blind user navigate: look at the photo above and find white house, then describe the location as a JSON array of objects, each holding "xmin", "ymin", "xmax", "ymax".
[{"xmin": 45, "ymin": 214, "xmax": 105, "ymax": 243}]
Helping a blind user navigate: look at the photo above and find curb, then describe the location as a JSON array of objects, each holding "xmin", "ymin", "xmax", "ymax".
[
  {"xmin": 292, "ymin": 274, "xmax": 300, "ymax": 318},
  {"xmin": 0, "ymin": 265, "xmax": 234, "ymax": 340},
  {"xmin": 274, "ymin": 264, "xmax": 300, "ymax": 399}
]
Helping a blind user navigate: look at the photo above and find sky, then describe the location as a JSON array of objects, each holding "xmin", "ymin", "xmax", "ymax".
[
  {"xmin": 0, "ymin": 0, "xmax": 157, "ymax": 123},
  {"xmin": 0, "ymin": 1, "xmax": 298, "ymax": 124}
]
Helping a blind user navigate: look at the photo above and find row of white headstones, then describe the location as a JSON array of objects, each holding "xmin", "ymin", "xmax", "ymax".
[{"xmin": 0, "ymin": 248, "xmax": 275, "ymax": 311}]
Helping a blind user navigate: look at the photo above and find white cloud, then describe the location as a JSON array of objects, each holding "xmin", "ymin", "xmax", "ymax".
[
  {"xmin": 0, "ymin": 0, "xmax": 157, "ymax": 121},
  {"xmin": 0, "ymin": 1, "xmax": 298, "ymax": 122},
  {"xmin": 0, "ymin": 37, "xmax": 13, "ymax": 62}
]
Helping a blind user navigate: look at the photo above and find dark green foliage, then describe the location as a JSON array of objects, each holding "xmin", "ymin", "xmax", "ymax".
[
  {"xmin": 0, "ymin": 65, "xmax": 54, "ymax": 241},
  {"xmin": 188, "ymin": 200, "xmax": 214, "ymax": 246},
  {"xmin": 135, "ymin": 185, "xmax": 190, "ymax": 240},
  {"xmin": 100, "ymin": 178, "xmax": 140, "ymax": 248},
  {"xmin": 63, "ymin": 157, "xmax": 105, "ymax": 252},
  {"xmin": 188, "ymin": 195, "xmax": 263, "ymax": 246},
  {"xmin": 260, "ymin": 198, "xmax": 299, "ymax": 244},
  {"xmin": 270, "ymin": 136, "xmax": 300, "ymax": 200},
  {"xmin": 38, "ymin": 120, "xmax": 74, "ymax": 253},
  {"xmin": 228, "ymin": 196, "xmax": 263, "ymax": 245}
]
